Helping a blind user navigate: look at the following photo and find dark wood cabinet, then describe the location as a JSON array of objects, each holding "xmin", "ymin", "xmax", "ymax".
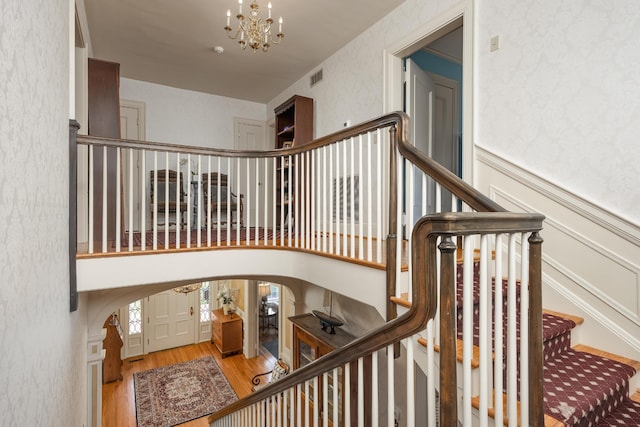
[
  {"xmin": 274, "ymin": 95, "xmax": 313, "ymax": 228},
  {"xmin": 211, "ymin": 309, "xmax": 243, "ymax": 357},
  {"xmin": 291, "ymin": 313, "xmax": 371, "ymax": 426},
  {"xmin": 102, "ymin": 313, "xmax": 123, "ymax": 383},
  {"xmin": 88, "ymin": 58, "xmax": 121, "ymax": 247},
  {"xmin": 274, "ymin": 95, "xmax": 314, "ymax": 149}
]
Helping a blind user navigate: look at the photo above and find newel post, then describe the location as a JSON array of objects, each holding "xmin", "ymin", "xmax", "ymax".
[
  {"xmin": 69, "ymin": 119, "xmax": 80, "ymax": 311},
  {"xmin": 528, "ymin": 231, "xmax": 544, "ymax": 425},
  {"xmin": 439, "ymin": 235, "xmax": 458, "ymax": 427}
]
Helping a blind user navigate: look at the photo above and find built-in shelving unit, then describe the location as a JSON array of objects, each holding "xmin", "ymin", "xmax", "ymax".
[{"xmin": 274, "ymin": 95, "xmax": 313, "ymax": 227}]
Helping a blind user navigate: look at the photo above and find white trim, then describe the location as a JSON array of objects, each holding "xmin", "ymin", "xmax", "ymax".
[
  {"xmin": 383, "ymin": 0, "xmax": 474, "ymax": 183},
  {"xmin": 423, "ymin": 46, "xmax": 462, "ymax": 65},
  {"xmin": 75, "ymin": 0, "xmax": 93, "ymax": 55},
  {"xmin": 489, "ymin": 185, "xmax": 640, "ymax": 325},
  {"xmin": 544, "ymin": 273, "xmax": 640, "ymax": 355},
  {"xmin": 476, "ymin": 147, "xmax": 640, "ymax": 362},
  {"xmin": 476, "ymin": 147, "xmax": 640, "ymax": 246}
]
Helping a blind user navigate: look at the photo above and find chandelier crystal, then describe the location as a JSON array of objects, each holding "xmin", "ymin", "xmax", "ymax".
[{"xmin": 224, "ymin": 0, "xmax": 284, "ymax": 52}]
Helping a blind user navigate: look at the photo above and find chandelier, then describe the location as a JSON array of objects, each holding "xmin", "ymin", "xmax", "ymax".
[
  {"xmin": 224, "ymin": 0, "xmax": 284, "ymax": 52},
  {"xmin": 172, "ymin": 283, "xmax": 202, "ymax": 294}
]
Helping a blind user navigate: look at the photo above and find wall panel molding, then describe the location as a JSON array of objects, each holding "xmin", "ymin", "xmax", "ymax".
[
  {"xmin": 476, "ymin": 147, "xmax": 640, "ymax": 358},
  {"xmin": 476, "ymin": 147, "xmax": 639, "ymax": 246}
]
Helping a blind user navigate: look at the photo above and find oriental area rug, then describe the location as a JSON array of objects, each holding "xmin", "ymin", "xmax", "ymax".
[{"xmin": 134, "ymin": 356, "xmax": 237, "ymax": 427}]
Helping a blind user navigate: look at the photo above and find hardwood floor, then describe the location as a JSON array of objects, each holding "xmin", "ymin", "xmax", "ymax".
[{"xmin": 102, "ymin": 341, "xmax": 277, "ymax": 427}]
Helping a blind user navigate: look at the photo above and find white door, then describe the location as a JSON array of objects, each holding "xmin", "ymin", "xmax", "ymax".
[
  {"xmin": 235, "ymin": 119, "xmax": 267, "ymax": 227},
  {"xmin": 431, "ymin": 74, "xmax": 460, "ymax": 211},
  {"xmin": 120, "ymin": 101, "xmax": 145, "ymax": 231},
  {"xmin": 405, "ymin": 59, "xmax": 436, "ymax": 223},
  {"xmin": 146, "ymin": 290, "xmax": 196, "ymax": 352}
]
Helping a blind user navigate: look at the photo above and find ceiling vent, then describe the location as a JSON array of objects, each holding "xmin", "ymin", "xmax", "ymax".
[{"xmin": 310, "ymin": 69, "xmax": 323, "ymax": 87}]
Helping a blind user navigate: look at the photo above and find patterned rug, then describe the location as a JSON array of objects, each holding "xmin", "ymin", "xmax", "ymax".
[{"xmin": 134, "ymin": 356, "xmax": 237, "ymax": 427}]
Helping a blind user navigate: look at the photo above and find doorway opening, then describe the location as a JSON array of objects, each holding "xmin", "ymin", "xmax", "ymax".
[
  {"xmin": 258, "ymin": 282, "xmax": 280, "ymax": 358},
  {"xmin": 384, "ymin": 5, "xmax": 472, "ymax": 182}
]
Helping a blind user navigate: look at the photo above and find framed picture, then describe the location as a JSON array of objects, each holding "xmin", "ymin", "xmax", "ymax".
[{"xmin": 282, "ymin": 140, "xmax": 293, "ymax": 148}]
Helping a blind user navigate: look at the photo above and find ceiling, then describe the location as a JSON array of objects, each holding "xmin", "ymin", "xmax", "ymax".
[{"xmin": 83, "ymin": 0, "xmax": 405, "ymax": 103}]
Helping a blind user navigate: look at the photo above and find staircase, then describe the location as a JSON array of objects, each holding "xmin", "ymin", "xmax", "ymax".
[
  {"xmin": 71, "ymin": 113, "xmax": 640, "ymax": 426},
  {"xmin": 448, "ymin": 261, "xmax": 640, "ymax": 426}
]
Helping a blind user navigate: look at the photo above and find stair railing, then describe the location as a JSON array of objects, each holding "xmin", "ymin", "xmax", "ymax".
[
  {"xmin": 203, "ymin": 113, "xmax": 544, "ymax": 426},
  {"xmin": 207, "ymin": 212, "xmax": 544, "ymax": 426},
  {"xmin": 74, "ymin": 115, "xmax": 402, "ymax": 258},
  {"xmin": 72, "ymin": 112, "xmax": 546, "ymax": 425}
]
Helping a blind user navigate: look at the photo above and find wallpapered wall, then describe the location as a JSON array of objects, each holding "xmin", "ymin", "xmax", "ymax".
[
  {"xmin": 475, "ymin": 0, "xmax": 640, "ymax": 225},
  {"xmin": 268, "ymin": 0, "xmax": 639, "ymax": 226},
  {"xmin": 0, "ymin": 1, "xmax": 87, "ymax": 426},
  {"xmin": 120, "ymin": 78, "xmax": 267, "ymax": 149}
]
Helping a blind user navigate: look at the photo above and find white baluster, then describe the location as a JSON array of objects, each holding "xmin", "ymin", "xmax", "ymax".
[
  {"xmin": 494, "ymin": 234, "xmax": 505, "ymax": 426},
  {"xmin": 520, "ymin": 232, "xmax": 530, "ymax": 427},
  {"xmin": 463, "ymin": 235, "xmax": 474, "ymax": 425},
  {"xmin": 115, "ymin": 147, "xmax": 121, "ymax": 252}
]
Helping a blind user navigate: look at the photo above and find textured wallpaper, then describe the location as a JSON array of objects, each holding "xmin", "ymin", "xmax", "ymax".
[
  {"xmin": 267, "ymin": 0, "xmax": 639, "ymax": 226},
  {"xmin": 0, "ymin": 1, "xmax": 87, "ymax": 426},
  {"xmin": 476, "ymin": 0, "xmax": 640, "ymax": 225},
  {"xmin": 119, "ymin": 78, "xmax": 267, "ymax": 149},
  {"xmin": 267, "ymin": 0, "xmax": 461, "ymax": 138}
]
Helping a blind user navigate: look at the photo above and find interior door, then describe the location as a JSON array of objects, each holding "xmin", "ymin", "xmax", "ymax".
[
  {"xmin": 235, "ymin": 119, "xmax": 267, "ymax": 227},
  {"xmin": 120, "ymin": 102, "xmax": 143, "ymax": 231},
  {"xmin": 431, "ymin": 74, "xmax": 459, "ymax": 211},
  {"xmin": 146, "ymin": 290, "xmax": 196, "ymax": 352},
  {"xmin": 405, "ymin": 58, "xmax": 436, "ymax": 223}
]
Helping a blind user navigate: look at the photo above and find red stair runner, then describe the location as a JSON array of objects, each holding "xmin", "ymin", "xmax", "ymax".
[{"xmin": 455, "ymin": 262, "xmax": 640, "ymax": 426}]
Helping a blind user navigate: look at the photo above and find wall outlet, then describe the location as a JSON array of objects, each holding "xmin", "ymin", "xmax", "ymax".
[{"xmin": 343, "ymin": 120, "xmax": 351, "ymax": 128}]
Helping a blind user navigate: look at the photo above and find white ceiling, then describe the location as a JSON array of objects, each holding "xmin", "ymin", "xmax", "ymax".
[{"xmin": 83, "ymin": 0, "xmax": 405, "ymax": 103}]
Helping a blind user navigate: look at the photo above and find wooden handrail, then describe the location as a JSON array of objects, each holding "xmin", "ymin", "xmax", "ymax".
[
  {"xmin": 208, "ymin": 212, "xmax": 544, "ymax": 424},
  {"xmin": 398, "ymin": 140, "xmax": 505, "ymax": 213},
  {"xmin": 75, "ymin": 112, "xmax": 409, "ymax": 158},
  {"xmin": 74, "ymin": 111, "xmax": 546, "ymax": 425}
]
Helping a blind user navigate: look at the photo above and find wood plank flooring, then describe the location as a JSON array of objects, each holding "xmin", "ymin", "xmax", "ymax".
[{"xmin": 102, "ymin": 341, "xmax": 276, "ymax": 427}]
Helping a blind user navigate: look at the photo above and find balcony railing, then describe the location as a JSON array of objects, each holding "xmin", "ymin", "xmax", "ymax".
[{"xmin": 70, "ymin": 112, "xmax": 545, "ymax": 425}]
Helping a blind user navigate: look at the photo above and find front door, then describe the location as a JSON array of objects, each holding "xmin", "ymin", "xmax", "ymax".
[{"xmin": 146, "ymin": 290, "xmax": 196, "ymax": 352}]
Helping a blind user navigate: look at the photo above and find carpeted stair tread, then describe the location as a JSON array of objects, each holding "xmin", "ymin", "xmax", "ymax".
[
  {"xmin": 414, "ymin": 255, "xmax": 638, "ymax": 425},
  {"xmin": 543, "ymin": 348, "xmax": 636, "ymax": 426},
  {"xmin": 543, "ymin": 309, "xmax": 584, "ymax": 326},
  {"xmin": 574, "ymin": 344, "xmax": 640, "ymax": 372},
  {"xmin": 471, "ymin": 391, "xmax": 568, "ymax": 427},
  {"xmin": 594, "ymin": 398, "xmax": 640, "ymax": 426}
]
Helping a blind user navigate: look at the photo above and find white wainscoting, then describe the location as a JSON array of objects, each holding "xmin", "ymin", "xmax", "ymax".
[{"xmin": 475, "ymin": 147, "xmax": 640, "ymax": 361}]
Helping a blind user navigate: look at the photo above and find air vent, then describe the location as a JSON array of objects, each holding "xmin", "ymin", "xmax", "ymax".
[{"xmin": 310, "ymin": 69, "xmax": 323, "ymax": 87}]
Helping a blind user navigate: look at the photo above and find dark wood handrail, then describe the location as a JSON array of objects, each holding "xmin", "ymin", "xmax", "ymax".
[
  {"xmin": 76, "ymin": 112, "xmax": 500, "ymax": 216},
  {"xmin": 208, "ymin": 212, "xmax": 544, "ymax": 423},
  {"xmin": 74, "ymin": 112, "xmax": 545, "ymax": 424},
  {"xmin": 75, "ymin": 112, "xmax": 409, "ymax": 158},
  {"xmin": 397, "ymin": 140, "xmax": 505, "ymax": 213}
]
